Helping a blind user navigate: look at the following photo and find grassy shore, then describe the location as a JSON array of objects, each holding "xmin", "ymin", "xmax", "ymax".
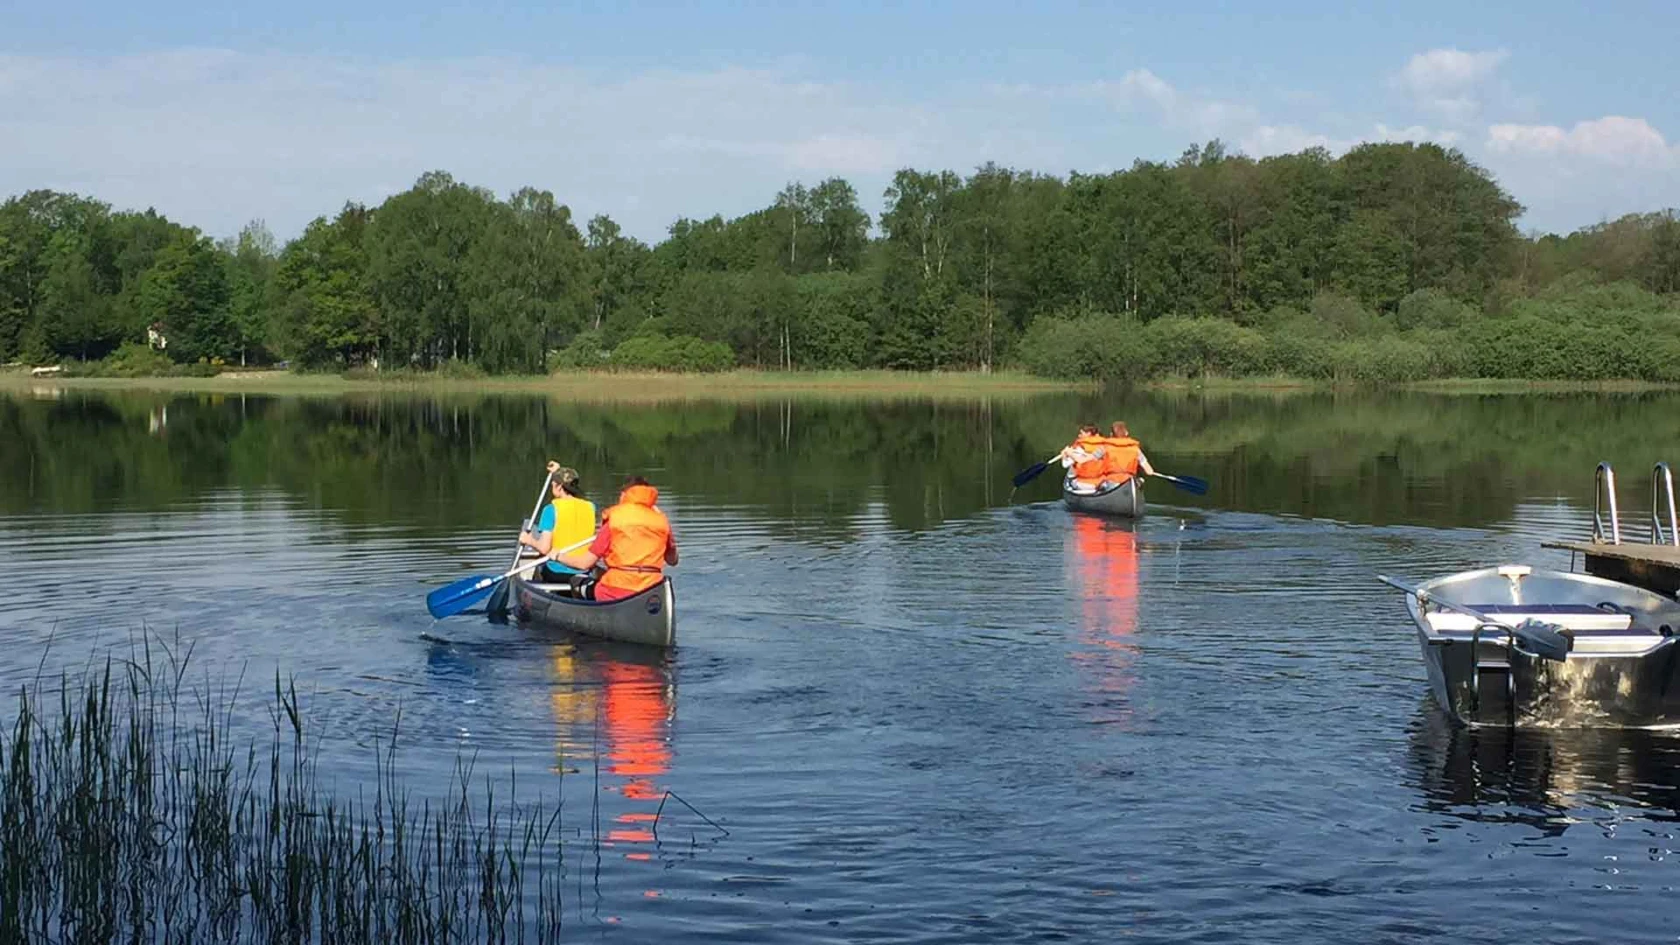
[
  {"xmin": 1144, "ymin": 375, "xmax": 1680, "ymax": 395},
  {"xmin": 5, "ymin": 367, "xmax": 1676, "ymax": 399},
  {"xmin": 0, "ymin": 367, "xmax": 1087, "ymax": 400}
]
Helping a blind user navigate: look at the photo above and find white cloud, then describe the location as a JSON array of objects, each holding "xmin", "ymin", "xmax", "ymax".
[
  {"xmin": 1392, "ymin": 48, "xmax": 1509, "ymax": 122},
  {"xmin": 1, "ymin": 48, "xmax": 1673, "ymax": 243},
  {"xmin": 1239, "ymin": 125, "xmax": 1350, "ymax": 156},
  {"xmin": 0, "ymin": 51, "xmax": 1033, "ymax": 242},
  {"xmin": 1086, "ymin": 69, "xmax": 1260, "ymax": 138},
  {"xmin": 1486, "ymin": 116, "xmax": 1677, "ymax": 166}
]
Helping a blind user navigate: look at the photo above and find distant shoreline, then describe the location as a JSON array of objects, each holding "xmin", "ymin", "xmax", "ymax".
[
  {"xmin": 0, "ymin": 368, "xmax": 1088, "ymax": 399},
  {"xmin": 3, "ymin": 369, "xmax": 1674, "ymax": 398}
]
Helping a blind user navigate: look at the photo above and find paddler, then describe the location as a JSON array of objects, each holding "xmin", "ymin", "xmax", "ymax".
[
  {"xmin": 518, "ymin": 461, "xmax": 598, "ymax": 583},
  {"xmin": 1059, "ymin": 424, "xmax": 1109, "ymax": 492},
  {"xmin": 1097, "ymin": 421, "xmax": 1157, "ymax": 485},
  {"xmin": 549, "ymin": 475, "xmax": 679, "ymax": 601}
]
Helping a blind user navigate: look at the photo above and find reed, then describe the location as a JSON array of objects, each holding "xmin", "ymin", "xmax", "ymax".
[{"xmin": 0, "ymin": 635, "xmax": 576, "ymax": 944}]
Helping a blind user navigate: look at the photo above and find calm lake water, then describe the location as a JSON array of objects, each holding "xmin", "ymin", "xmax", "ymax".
[{"xmin": 3, "ymin": 386, "xmax": 1680, "ymax": 943}]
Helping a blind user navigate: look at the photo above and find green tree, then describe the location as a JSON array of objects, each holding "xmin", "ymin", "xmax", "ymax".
[
  {"xmin": 220, "ymin": 220, "xmax": 279, "ymax": 366},
  {"xmin": 270, "ymin": 205, "xmax": 378, "ymax": 367},
  {"xmin": 807, "ymin": 178, "xmax": 869, "ymax": 271},
  {"xmin": 464, "ymin": 188, "xmax": 587, "ymax": 373},
  {"xmin": 366, "ymin": 171, "xmax": 494, "ymax": 366},
  {"xmin": 136, "ymin": 234, "xmax": 233, "ymax": 362}
]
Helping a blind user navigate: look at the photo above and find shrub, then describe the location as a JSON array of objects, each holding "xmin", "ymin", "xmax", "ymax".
[
  {"xmin": 609, "ymin": 334, "xmax": 734, "ymax": 372},
  {"xmin": 550, "ymin": 331, "xmax": 610, "ymax": 370},
  {"xmin": 77, "ymin": 341, "xmax": 177, "ymax": 377},
  {"xmin": 1396, "ymin": 289, "xmax": 1474, "ymax": 330},
  {"xmin": 1014, "ymin": 313, "xmax": 1148, "ymax": 381},
  {"xmin": 1310, "ymin": 292, "xmax": 1385, "ymax": 339},
  {"xmin": 434, "ymin": 359, "xmax": 487, "ymax": 380},
  {"xmin": 1141, "ymin": 317, "xmax": 1271, "ymax": 377},
  {"xmin": 1266, "ymin": 332, "xmax": 1336, "ymax": 379},
  {"xmin": 1331, "ymin": 336, "xmax": 1436, "ymax": 383}
]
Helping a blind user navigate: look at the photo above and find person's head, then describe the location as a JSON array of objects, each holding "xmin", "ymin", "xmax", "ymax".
[
  {"xmin": 1111, "ymin": 421, "xmax": 1130, "ymax": 437},
  {"xmin": 1078, "ymin": 423, "xmax": 1100, "ymax": 436},
  {"xmin": 550, "ymin": 466, "xmax": 582, "ymax": 498},
  {"xmin": 619, "ymin": 475, "xmax": 658, "ymax": 505}
]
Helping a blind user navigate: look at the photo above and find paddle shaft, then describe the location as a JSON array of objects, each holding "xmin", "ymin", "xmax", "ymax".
[
  {"xmin": 450, "ymin": 535, "xmax": 597, "ymax": 599},
  {"xmin": 511, "ymin": 470, "xmax": 557, "ymax": 569},
  {"xmin": 506, "ymin": 535, "xmax": 597, "ymax": 580}
]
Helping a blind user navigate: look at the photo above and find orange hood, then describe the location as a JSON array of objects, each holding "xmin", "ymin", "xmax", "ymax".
[{"xmin": 619, "ymin": 484, "xmax": 660, "ymax": 507}]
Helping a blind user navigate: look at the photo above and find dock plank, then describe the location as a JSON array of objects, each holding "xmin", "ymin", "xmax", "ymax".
[{"xmin": 1543, "ymin": 540, "xmax": 1680, "ymax": 594}]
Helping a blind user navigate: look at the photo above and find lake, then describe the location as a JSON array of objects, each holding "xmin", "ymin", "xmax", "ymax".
[{"xmin": 2, "ymin": 385, "xmax": 1679, "ymax": 943}]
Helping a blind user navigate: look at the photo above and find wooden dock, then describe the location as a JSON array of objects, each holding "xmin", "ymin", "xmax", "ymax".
[{"xmin": 1543, "ymin": 540, "xmax": 1680, "ymax": 594}]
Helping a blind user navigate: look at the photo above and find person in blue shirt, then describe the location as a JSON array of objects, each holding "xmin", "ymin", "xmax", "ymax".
[{"xmin": 518, "ymin": 463, "xmax": 598, "ymax": 584}]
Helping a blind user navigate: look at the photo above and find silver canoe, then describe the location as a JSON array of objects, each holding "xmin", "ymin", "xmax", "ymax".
[
  {"xmin": 512, "ymin": 574, "xmax": 676, "ymax": 648},
  {"xmin": 1390, "ymin": 565, "xmax": 1680, "ymax": 729},
  {"xmin": 1062, "ymin": 475, "xmax": 1145, "ymax": 518}
]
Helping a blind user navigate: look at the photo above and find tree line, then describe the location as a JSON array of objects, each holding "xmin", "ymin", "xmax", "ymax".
[{"xmin": 3, "ymin": 141, "xmax": 1678, "ymax": 379}]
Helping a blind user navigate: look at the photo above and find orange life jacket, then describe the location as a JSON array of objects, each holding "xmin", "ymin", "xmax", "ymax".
[
  {"xmin": 1070, "ymin": 434, "xmax": 1108, "ymax": 485},
  {"xmin": 1096, "ymin": 435, "xmax": 1141, "ymax": 483},
  {"xmin": 596, "ymin": 484, "xmax": 672, "ymax": 598}
]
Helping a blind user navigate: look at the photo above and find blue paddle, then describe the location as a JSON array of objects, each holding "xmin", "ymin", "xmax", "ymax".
[
  {"xmin": 1011, "ymin": 453, "xmax": 1062, "ymax": 488},
  {"xmin": 1148, "ymin": 472, "xmax": 1209, "ymax": 496},
  {"xmin": 427, "ymin": 536, "xmax": 594, "ymax": 620}
]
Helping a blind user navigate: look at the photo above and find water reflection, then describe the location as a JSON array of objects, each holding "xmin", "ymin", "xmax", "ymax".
[
  {"xmin": 1066, "ymin": 515, "xmax": 1140, "ymax": 725},
  {"xmin": 548, "ymin": 635, "xmax": 675, "ymax": 863},
  {"xmin": 12, "ymin": 387, "xmax": 1680, "ymax": 531},
  {"xmin": 1406, "ymin": 702, "xmax": 1680, "ymax": 829}
]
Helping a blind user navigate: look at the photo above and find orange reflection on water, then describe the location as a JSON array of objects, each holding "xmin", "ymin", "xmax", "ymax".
[
  {"xmin": 1066, "ymin": 515, "xmax": 1140, "ymax": 723},
  {"xmin": 549, "ymin": 641, "xmax": 674, "ymax": 863}
]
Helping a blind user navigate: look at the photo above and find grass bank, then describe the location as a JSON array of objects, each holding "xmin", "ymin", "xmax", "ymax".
[
  {"xmin": 1141, "ymin": 374, "xmax": 1680, "ymax": 395},
  {"xmin": 0, "ymin": 368, "xmax": 1086, "ymax": 401}
]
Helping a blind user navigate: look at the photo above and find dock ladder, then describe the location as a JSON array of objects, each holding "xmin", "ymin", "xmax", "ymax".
[{"xmin": 1592, "ymin": 461, "xmax": 1680, "ymax": 546}]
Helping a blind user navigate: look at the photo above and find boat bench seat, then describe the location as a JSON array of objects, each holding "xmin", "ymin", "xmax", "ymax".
[
  {"xmin": 1424, "ymin": 606, "xmax": 1677, "ymax": 655},
  {"xmin": 1425, "ymin": 609, "xmax": 1634, "ymax": 633}
]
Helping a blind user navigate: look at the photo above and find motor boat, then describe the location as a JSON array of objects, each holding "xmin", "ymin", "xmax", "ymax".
[{"xmin": 1381, "ymin": 565, "xmax": 1680, "ymax": 729}]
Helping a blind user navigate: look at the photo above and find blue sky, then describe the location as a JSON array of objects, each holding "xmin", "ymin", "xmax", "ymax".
[{"xmin": 4, "ymin": 1, "xmax": 1677, "ymax": 243}]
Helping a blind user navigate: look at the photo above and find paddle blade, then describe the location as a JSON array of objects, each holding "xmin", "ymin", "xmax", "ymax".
[
  {"xmin": 484, "ymin": 579, "xmax": 512, "ymax": 622},
  {"xmin": 1160, "ymin": 474, "xmax": 1209, "ymax": 496},
  {"xmin": 426, "ymin": 573, "xmax": 503, "ymax": 619},
  {"xmin": 1012, "ymin": 461, "xmax": 1051, "ymax": 489}
]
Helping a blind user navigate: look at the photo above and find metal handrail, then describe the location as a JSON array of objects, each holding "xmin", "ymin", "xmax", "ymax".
[
  {"xmin": 1594, "ymin": 462, "xmax": 1621, "ymax": 544},
  {"xmin": 1652, "ymin": 462, "xmax": 1679, "ymax": 546}
]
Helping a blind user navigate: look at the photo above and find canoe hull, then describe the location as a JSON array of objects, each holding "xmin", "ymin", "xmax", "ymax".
[
  {"xmin": 512, "ymin": 575, "xmax": 676, "ymax": 648},
  {"xmin": 1062, "ymin": 476, "xmax": 1145, "ymax": 518},
  {"xmin": 1395, "ymin": 566, "xmax": 1680, "ymax": 729}
]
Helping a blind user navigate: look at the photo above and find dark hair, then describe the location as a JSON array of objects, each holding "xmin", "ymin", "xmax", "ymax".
[
  {"xmin": 1078, "ymin": 424, "xmax": 1099, "ymax": 435},
  {"xmin": 622, "ymin": 475, "xmax": 650, "ymax": 489}
]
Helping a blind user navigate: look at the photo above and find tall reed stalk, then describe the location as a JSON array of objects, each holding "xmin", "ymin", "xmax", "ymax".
[{"xmin": 0, "ymin": 634, "xmax": 574, "ymax": 944}]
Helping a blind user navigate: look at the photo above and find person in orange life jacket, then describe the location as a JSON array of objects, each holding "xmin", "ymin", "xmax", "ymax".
[
  {"xmin": 1060, "ymin": 424, "xmax": 1110, "ymax": 490},
  {"xmin": 549, "ymin": 476, "xmax": 679, "ymax": 602},
  {"xmin": 1096, "ymin": 421, "xmax": 1157, "ymax": 484}
]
